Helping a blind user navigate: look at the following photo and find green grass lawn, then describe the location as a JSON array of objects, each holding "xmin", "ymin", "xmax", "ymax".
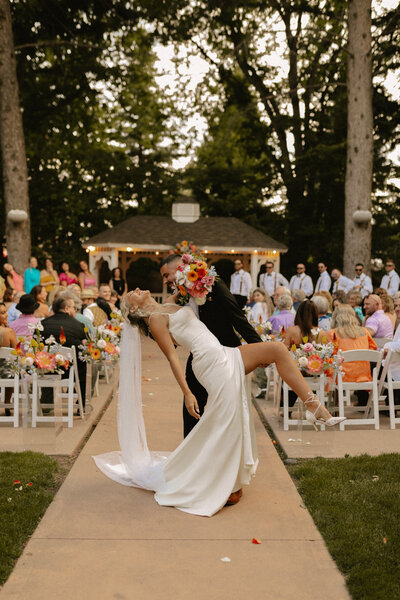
[
  {"xmin": 0, "ymin": 451, "xmax": 63, "ymax": 585},
  {"xmin": 289, "ymin": 454, "xmax": 400, "ymax": 600}
]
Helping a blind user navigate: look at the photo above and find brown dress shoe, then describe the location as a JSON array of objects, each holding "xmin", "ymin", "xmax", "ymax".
[{"xmin": 225, "ymin": 488, "xmax": 243, "ymax": 506}]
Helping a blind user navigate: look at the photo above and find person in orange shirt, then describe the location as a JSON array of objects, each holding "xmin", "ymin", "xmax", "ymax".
[{"xmin": 327, "ymin": 304, "xmax": 377, "ymax": 406}]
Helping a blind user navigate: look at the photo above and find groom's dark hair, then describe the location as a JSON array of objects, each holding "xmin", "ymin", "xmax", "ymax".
[{"xmin": 160, "ymin": 254, "xmax": 182, "ymax": 267}]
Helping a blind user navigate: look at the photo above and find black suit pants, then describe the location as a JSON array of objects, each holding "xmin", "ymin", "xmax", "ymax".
[{"xmin": 184, "ymin": 354, "xmax": 208, "ymax": 438}]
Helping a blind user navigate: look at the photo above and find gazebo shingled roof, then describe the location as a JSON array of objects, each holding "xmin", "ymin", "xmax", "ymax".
[{"xmin": 84, "ymin": 215, "xmax": 288, "ymax": 251}]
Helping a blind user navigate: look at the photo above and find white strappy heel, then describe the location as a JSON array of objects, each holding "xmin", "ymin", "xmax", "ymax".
[{"xmin": 304, "ymin": 393, "xmax": 346, "ymax": 430}]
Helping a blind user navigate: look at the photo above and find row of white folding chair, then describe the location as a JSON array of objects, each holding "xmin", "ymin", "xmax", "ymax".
[
  {"xmin": 377, "ymin": 349, "xmax": 400, "ymax": 429},
  {"xmin": 0, "ymin": 347, "xmax": 19, "ymax": 427},
  {"xmin": 31, "ymin": 346, "xmax": 84, "ymax": 428}
]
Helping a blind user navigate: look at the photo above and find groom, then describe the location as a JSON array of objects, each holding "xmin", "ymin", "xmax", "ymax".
[{"xmin": 160, "ymin": 254, "xmax": 261, "ymax": 436}]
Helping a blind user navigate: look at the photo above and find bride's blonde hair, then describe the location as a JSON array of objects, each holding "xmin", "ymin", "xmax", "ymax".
[{"xmin": 120, "ymin": 296, "xmax": 150, "ymax": 337}]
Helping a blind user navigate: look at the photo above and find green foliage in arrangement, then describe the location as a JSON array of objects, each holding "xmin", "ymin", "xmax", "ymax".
[
  {"xmin": 289, "ymin": 454, "xmax": 400, "ymax": 600},
  {"xmin": 0, "ymin": 451, "xmax": 60, "ymax": 585}
]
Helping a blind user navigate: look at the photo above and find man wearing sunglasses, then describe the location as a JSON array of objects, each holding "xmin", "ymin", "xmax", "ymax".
[
  {"xmin": 289, "ymin": 263, "xmax": 313, "ymax": 298},
  {"xmin": 380, "ymin": 260, "xmax": 400, "ymax": 298},
  {"xmin": 352, "ymin": 263, "xmax": 372, "ymax": 298}
]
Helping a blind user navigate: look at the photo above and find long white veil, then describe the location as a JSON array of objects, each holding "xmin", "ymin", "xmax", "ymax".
[{"xmin": 93, "ymin": 323, "xmax": 168, "ymax": 490}]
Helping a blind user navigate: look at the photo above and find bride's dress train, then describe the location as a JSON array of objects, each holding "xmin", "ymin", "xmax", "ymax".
[{"xmin": 93, "ymin": 306, "xmax": 258, "ymax": 517}]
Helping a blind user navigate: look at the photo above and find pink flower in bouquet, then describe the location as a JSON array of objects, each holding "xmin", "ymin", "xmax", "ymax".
[
  {"xmin": 203, "ymin": 275, "xmax": 215, "ymax": 286},
  {"xmin": 34, "ymin": 351, "xmax": 57, "ymax": 371},
  {"xmin": 181, "ymin": 253, "xmax": 192, "ymax": 264},
  {"xmin": 307, "ymin": 355, "xmax": 324, "ymax": 374},
  {"xmin": 104, "ymin": 342, "xmax": 117, "ymax": 355},
  {"xmin": 302, "ymin": 342, "xmax": 314, "ymax": 353}
]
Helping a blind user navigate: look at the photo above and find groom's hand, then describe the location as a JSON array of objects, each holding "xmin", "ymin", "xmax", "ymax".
[{"xmin": 185, "ymin": 393, "xmax": 200, "ymax": 419}]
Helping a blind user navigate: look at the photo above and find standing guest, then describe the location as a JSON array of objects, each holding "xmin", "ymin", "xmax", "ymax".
[
  {"xmin": 259, "ymin": 261, "xmax": 289, "ymax": 297},
  {"xmin": 96, "ymin": 283, "xmax": 113, "ymax": 319},
  {"xmin": 311, "ymin": 295, "xmax": 331, "ymax": 332},
  {"xmin": 0, "ymin": 302, "xmax": 18, "ymax": 416},
  {"xmin": 364, "ymin": 294, "xmax": 393, "ymax": 339},
  {"xmin": 394, "ymin": 292, "xmax": 400, "ymax": 331},
  {"xmin": 292, "ymin": 289, "xmax": 306, "ymax": 311},
  {"xmin": 40, "ymin": 257, "xmax": 59, "ymax": 294},
  {"xmin": 374, "ymin": 289, "xmax": 396, "ymax": 329},
  {"xmin": 7, "ymin": 291, "xmax": 23, "ymax": 324},
  {"xmin": 331, "ymin": 269, "xmax": 354, "ymax": 294},
  {"xmin": 230, "ymin": 259, "xmax": 252, "ymax": 309},
  {"xmin": 352, "ymin": 263, "xmax": 372, "ymax": 298},
  {"xmin": 315, "ymin": 262, "xmax": 331, "ymax": 293},
  {"xmin": 289, "ymin": 263, "xmax": 313, "ymax": 298},
  {"xmin": 9, "ymin": 294, "xmax": 39, "ymax": 338},
  {"xmin": 58, "ymin": 262, "xmax": 78, "ymax": 287},
  {"xmin": 269, "ymin": 294, "xmax": 295, "ymax": 335},
  {"xmin": 346, "ymin": 289, "xmax": 364, "ymax": 322},
  {"xmin": 78, "ymin": 260, "xmax": 97, "ymax": 290},
  {"xmin": 31, "ymin": 285, "xmax": 51, "ymax": 319},
  {"xmin": 109, "ymin": 267, "xmax": 127, "ymax": 308},
  {"xmin": 247, "ymin": 288, "xmax": 274, "ymax": 323},
  {"xmin": 3, "ymin": 263, "xmax": 23, "ymax": 292},
  {"xmin": 24, "ymin": 257, "xmax": 40, "ymax": 294},
  {"xmin": 380, "ymin": 259, "xmax": 400, "ymax": 298},
  {"xmin": 82, "ymin": 289, "xmax": 108, "ymax": 326}
]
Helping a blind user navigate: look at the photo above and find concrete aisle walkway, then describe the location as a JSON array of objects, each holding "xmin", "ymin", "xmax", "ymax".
[{"xmin": 1, "ymin": 339, "xmax": 350, "ymax": 600}]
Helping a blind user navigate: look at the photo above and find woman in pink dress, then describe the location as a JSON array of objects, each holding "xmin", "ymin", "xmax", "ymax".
[
  {"xmin": 3, "ymin": 263, "xmax": 23, "ymax": 292},
  {"xmin": 58, "ymin": 262, "xmax": 78, "ymax": 287},
  {"xmin": 78, "ymin": 260, "xmax": 96, "ymax": 289}
]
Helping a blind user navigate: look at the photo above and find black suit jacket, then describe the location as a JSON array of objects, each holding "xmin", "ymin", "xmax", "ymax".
[
  {"xmin": 41, "ymin": 312, "xmax": 86, "ymax": 349},
  {"xmin": 197, "ymin": 279, "xmax": 261, "ymax": 347}
]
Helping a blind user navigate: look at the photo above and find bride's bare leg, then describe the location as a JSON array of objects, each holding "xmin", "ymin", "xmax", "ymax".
[{"xmin": 239, "ymin": 341, "xmax": 332, "ymax": 418}]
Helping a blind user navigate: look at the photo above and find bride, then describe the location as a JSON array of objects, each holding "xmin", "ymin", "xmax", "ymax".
[{"xmin": 94, "ymin": 289, "xmax": 344, "ymax": 517}]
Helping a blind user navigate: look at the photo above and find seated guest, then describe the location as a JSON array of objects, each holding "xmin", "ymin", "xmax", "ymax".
[
  {"xmin": 313, "ymin": 290, "xmax": 333, "ymax": 316},
  {"xmin": 292, "ymin": 288, "xmax": 306, "ymax": 311},
  {"xmin": 272, "ymin": 286, "xmax": 293, "ymax": 316},
  {"xmin": 0, "ymin": 302, "xmax": 17, "ymax": 416},
  {"xmin": 82, "ymin": 288, "xmax": 108, "ymax": 326},
  {"xmin": 67, "ymin": 283, "xmax": 82, "ymax": 298},
  {"xmin": 327, "ymin": 305, "xmax": 377, "ymax": 405},
  {"xmin": 62, "ymin": 290, "xmax": 94, "ymax": 334},
  {"xmin": 3, "ymin": 287, "xmax": 15, "ymax": 312},
  {"xmin": 332, "ymin": 289, "xmax": 347, "ymax": 309},
  {"xmin": 374, "ymin": 289, "xmax": 396, "ymax": 329},
  {"xmin": 31, "ymin": 285, "xmax": 51, "ymax": 319},
  {"xmin": 269, "ymin": 294, "xmax": 295, "ymax": 335},
  {"xmin": 346, "ymin": 289, "xmax": 364, "ymax": 323},
  {"xmin": 383, "ymin": 320, "xmax": 400, "ymax": 406},
  {"xmin": 9, "ymin": 294, "xmax": 39, "ymax": 338},
  {"xmin": 394, "ymin": 292, "xmax": 400, "ymax": 331},
  {"xmin": 58, "ymin": 261, "xmax": 78, "ymax": 287},
  {"xmin": 247, "ymin": 288, "xmax": 274, "ymax": 323},
  {"xmin": 96, "ymin": 283, "xmax": 113, "ymax": 319},
  {"xmin": 284, "ymin": 299, "xmax": 323, "ymax": 347},
  {"xmin": 78, "ymin": 260, "xmax": 97, "ymax": 290},
  {"xmin": 364, "ymin": 294, "xmax": 393, "ymax": 339},
  {"xmin": 40, "ymin": 257, "xmax": 59, "ymax": 294},
  {"xmin": 7, "ymin": 291, "xmax": 23, "ymax": 324},
  {"xmin": 41, "ymin": 296, "xmax": 87, "ymax": 407},
  {"xmin": 109, "ymin": 289, "xmax": 122, "ymax": 315},
  {"xmin": 311, "ymin": 295, "xmax": 331, "ymax": 332}
]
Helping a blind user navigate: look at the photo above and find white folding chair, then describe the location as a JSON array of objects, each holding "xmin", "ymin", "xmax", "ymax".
[
  {"xmin": 335, "ymin": 349, "xmax": 382, "ymax": 430},
  {"xmin": 282, "ymin": 374, "xmax": 326, "ymax": 431},
  {"xmin": 374, "ymin": 337, "xmax": 393, "ymax": 349},
  {"xmin": 32, "ymin": 346, "xmax": 84, "ymax": 428},
  {"xmin": 377, "ymin": 350, "xmax": 400, "ymax": 429},
  {"xmin": 0, "ymin": 347, "xmax": 19, "ymax": 427}
]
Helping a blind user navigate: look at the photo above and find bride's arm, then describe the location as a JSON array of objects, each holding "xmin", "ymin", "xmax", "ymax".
[{"xmin": 149, "ymin": 315, "xmax": 200, "ymax": 419}]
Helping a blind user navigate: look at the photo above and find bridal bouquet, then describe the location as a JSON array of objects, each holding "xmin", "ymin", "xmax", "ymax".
[
  {"xmin": 173, "ymin": 253, "xmax": 218, "ymax": 306},
  {"xmin": 7, "ymin": 323, "xmax": 70, "ymax": 376},
  {"xmin": 78, "ymin": 325, "xmax": 120, "ymax": 363},
  {"xmin": 290, "ymin": 336, "xmax": 343, "ymax": 379}
]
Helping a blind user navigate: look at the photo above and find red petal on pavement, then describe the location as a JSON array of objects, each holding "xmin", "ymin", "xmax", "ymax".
[{"xmin": 252, "ymin": 538, "xmax": 262, "ymax": 544}]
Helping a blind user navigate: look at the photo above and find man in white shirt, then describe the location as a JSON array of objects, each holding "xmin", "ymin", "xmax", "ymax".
[
  {"xmin": 380, "ymin": 259, "xmax": 400, "ymax": 298},
  {"xmin": 289, "ymin": 263, "xmax": 313, "ymax": 298},
  {"xmin": 314, "ymin": 262, "xmax": 331, "ymax": 292},
  {"xmin": 259, "ymin": 261, "xmax": 289, "ymax": 297},
  {"xmin": 331, "ymin": 269, "xmax": 354, "ymax": 294},
  {"xmin": 353, "ymin": 263, "xmax": 373, "ymax": 298},
  {"xmin": 230, "ymin": 259, "xmax": 252, "ymax": 309}
]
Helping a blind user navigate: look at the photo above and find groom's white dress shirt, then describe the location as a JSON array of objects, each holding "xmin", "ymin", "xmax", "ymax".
[
  {"xmin": 230, "ymin": 269, "xmax": 252, "ymax": 299},
  {"xmin": 259, "ymin": 272, "xmax": 289, "ymax": 296},
  {"xmin": 380, "ymin": 271, "xmax": 400, "ymax": 298},
  {"xmin": 332, "ymin": 275, "xmax": 354, "ymax": 294},
  {"xmin": 289, "ymin": 274, "xmax": 313, "ymax": 297},
  {"xmin": 315, "ymin": 271, "xmax": 331, "ymax": 292},
  {"xmin": 352, "ymin": 274, "xmax": 373, "ymax": 298}
]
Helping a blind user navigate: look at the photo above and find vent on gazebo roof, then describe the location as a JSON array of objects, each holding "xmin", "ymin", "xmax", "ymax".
[{"xmin": 172, "ymin": 196, "xmax": 200, "ymax": 223}]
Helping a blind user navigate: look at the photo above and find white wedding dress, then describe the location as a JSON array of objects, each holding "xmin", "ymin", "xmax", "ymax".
[{"xmin": 93, "ymin": 306, "xmax": 258, "ymax": 517}]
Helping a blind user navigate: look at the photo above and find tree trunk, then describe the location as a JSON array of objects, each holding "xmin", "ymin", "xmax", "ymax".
[
  {"xmin": 343, "ymin": 0, "xmax": 373, "ymax": 276},
  {"xmin": 0, "ymin": 0, "xmax": 31, "ymax": 274}
]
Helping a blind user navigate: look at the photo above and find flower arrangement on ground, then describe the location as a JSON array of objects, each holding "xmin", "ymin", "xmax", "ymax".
[
  {"xmin": 173, "ymin": 253, "xmax": 218, "ymax": 306},
  {"xmin": 290, "ymin": 334, "xmax": 343, "ymax": 379},
  {"xmin": 78, "ymin": 322, "xmax": 121, "ymax": 363},
  {"xmin": 98, "ymin": 312, "xmax": 123, "ymax": 345},
  {"xmin": 7, "ymin": 323, "xmax": 70, "ymax": 376},
  {"xmin": 245, "ymin": 309, "xmax": 274, "ymax": 341}
]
